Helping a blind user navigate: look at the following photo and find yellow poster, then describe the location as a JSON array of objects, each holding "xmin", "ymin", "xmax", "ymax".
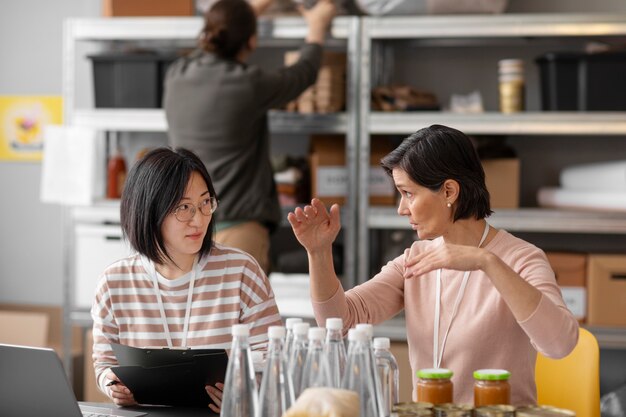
[{"xmin": 0, "ymin": 96, "xmax": 63, "ymax": 161}]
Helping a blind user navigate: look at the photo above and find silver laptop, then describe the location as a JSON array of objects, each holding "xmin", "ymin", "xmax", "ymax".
[{"xmin": 0, "ymin": 343, "xmax": 145, "ymax": 417}]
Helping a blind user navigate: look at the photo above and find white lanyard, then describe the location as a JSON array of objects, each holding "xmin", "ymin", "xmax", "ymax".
[
  {"xmin": 433, "ymin": 222, "xmax": 490, "ymax": 369},
  {"xmin": 147, "ymin": 257, "xmax": 198, "ymax": 348}
]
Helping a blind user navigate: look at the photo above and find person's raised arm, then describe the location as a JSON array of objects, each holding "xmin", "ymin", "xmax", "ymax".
[
  {"xmin": 249, "ymin": 0, "xmax": 274, "ymax": 17},
  {"xmin": 287, "ymin": 198, "xmax": 341, "ymax": 301},
  {"xmin": 300, "ymin": 0, "xmax": 336, "ymax": 45}
]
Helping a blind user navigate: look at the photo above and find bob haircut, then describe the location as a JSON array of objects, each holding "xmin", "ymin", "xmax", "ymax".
[
  {"xmin": 121, "ymin": 147, "xmax": 217, "ymax": 266},
  {"xmin": 380, "ymin": 124, "xmax": 493, "ymax": 222},
  {"xmin": 200, "ymin": 0, "xmax": 257, "ymax": 60}
]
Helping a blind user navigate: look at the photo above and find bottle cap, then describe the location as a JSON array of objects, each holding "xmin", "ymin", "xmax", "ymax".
[
  {"xmin": 231, "ymin": 324, "xmax": 249, "ymax": 337},
  {"xmin": 326, "ymin": 317, "xmax": 343, "ymax": 330},
  {"xmin": 293, "ymin": 322, "xmax": 310, "ymax": 336},
  {"xmin": 473, "ymin": 369, "xmax": 511, "ymax": 380},
  {"xmin": 308, "ymin": 327, "xmax": 326, "ymax": 341},
  {"xmin": 355, "ymin": 323, "xmax": 373, "ymax": 339},
  {"xmin": 268, "ymin": 326, "xmax": 285, "ymax": 339},
  {"xmin": 417, "ymin": 368, "xmax": 453, "ymax": 379},
  {"xmin": 373, "ymin": 337, "xmax": 390, "ymax": 349},
  {"xmin": 498, "ymin": 58, "xmax": 524, "ymax": 68},
  {"xmin": 348, "ymin": 328, "xmax": 367, "ymax": 342},
  {"xmin": 285, "ymin": 317, "xmax": 303, "ymax": 329}
]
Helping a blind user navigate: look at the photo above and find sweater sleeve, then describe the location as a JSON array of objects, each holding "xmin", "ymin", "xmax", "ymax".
[
  {"xmin": 90, "ymin": 273, "xmax": 119, "ymax": 396},
  {"xmin": 312, "ymin": 253, "xmax": 406, "ymax": 332},
  {"xmin": 507, "ymin": 244, "xmax": 579, "ymax": 359},
  {"xmin": 253, "ymin": 43, "xmax": 323, "ymax": 110},
  {"xmin": 238, "ymin": 257, "xmax": 282, "ymax": 351}
]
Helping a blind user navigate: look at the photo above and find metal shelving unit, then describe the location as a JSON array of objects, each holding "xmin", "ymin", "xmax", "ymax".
[
  {"xmin": 357, "ymin": 13, "xmax": 626, "ymax": 348},
  {"xmin": 61, "ymin": 16, "xmax": 362, "ymax": 374}
]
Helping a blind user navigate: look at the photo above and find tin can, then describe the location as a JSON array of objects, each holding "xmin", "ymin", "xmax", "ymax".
[
  {"xmin": 516, "ymin": 405, "xmax": 576, "ymax": 416},
  {"xmin": 432, "ymin": 403, "xmax": 473, "ymax": 417},
  {"xmin": 474, "ymin": 404, "xmax": 516, "ymax": 417}
]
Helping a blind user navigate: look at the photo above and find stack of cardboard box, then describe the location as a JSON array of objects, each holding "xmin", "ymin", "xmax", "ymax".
[{"xmin": 285, "ymin": 51, "xmax": 346, "ymax": 114}]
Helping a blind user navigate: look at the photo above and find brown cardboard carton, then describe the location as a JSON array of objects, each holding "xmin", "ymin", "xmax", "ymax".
[
  {"xmin": 0, "ymin": 310, "xmax": 49, "ymax": 347},
  {"xmin": 310, "ymin": 135, "xmax": 396, "ymax": 206},
  {"xmin": 102, "ymin": 0, "xmax": 194, "ymax": 16},
  {"xmin": 482, "ymin": 158, "xmax": 520, "ymax": 208},
  {"xmin": 546, "ymin": 252, "xmax": 587, "ymax": 287},
  {"xmin": 587, "ymin": 254, "xmax": 626, "ymax": 326}
]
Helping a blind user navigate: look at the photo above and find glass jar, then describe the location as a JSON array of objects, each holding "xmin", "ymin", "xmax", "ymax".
[
  {"xmin": 473, "ymin": 369, "xmax": 511, "ymax": 406},
  {"xmin": 416, "ymin": 368, "xmax": 453, "ymax": 404}
]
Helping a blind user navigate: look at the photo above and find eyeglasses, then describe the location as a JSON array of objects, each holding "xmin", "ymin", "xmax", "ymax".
[{"xmin": 172, "ymin": 196, "xmax": 218, "ymax": 222}]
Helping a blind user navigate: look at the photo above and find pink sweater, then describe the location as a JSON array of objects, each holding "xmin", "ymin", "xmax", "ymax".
[{"xmin": 313, "ymin": 229, "xmax": 578, "ymax": 405}]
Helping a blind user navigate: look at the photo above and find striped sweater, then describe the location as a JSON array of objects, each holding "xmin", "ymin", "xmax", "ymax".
[{"xmin": 90, "ymin": 243, "xmax": 281, "ymax": 394}]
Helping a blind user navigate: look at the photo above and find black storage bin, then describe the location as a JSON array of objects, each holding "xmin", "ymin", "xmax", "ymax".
[
  {"xmin": 89, "ymin": 52, "xmax": 177, "ymax": 108},
  {"xmin": 536, "ymin": 51, "xmax": 626, "ymax": 111}
]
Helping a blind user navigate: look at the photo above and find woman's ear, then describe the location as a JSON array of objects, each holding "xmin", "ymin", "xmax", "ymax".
[
  {"xmin": 443, "ymin": 179, "xmax": 460, "ymax": 204},
  {"xmin": 247, "ymin": 34, "xmax": 258, "ymax": 52}
]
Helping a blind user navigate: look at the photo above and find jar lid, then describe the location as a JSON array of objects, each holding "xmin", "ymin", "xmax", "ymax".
[
  {"xmin": 417, "ymin": 368, "xmax": 453, "ymax": 379},
  {"xmin": 473, "ymin": 369, "xmax": 511, "ymax": 380}
]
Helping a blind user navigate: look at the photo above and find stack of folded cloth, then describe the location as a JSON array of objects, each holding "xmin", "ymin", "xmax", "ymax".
[{"xmin": 537, "ymin": 160, "xmax": 626, "ymax": 211}]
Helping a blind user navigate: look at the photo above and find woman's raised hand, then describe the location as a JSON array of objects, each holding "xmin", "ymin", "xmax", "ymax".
[{"xmin": 287, "ymin": 198, "xmax": 341, "ymax": 254}]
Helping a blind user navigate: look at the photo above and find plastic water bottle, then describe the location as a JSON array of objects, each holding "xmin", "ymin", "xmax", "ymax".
[
  {"xmin": 342, "ymin": 328, "xmax": 383, "ymax": 417},
  {"xmin": 356, "ymin": 323, "xmax": 385, "ymax": 417},
  {"xmin": 288, "ymin": 322, "xmax": 309, "ymax": 397},
  {"xmin": 374, "ymin": 337, "xmax": 399, "ymax": 417},
  {"xmin": 284, "ymin": 317, "xmax": 302, "ymax": 361},
  {"xmin": 324, "ymin": 317, "xmax": 346, "ymax": 388},
  {"xmin": 221, "ymin": 324, "xmax": 258, "ymax": 417},
  {"xmin": 258, "ymin": 326, "xmax": 295, "ymax": 417},
  {"xmin": 300, "ymin": 327, "xmax": 332, "ymax": 392}
]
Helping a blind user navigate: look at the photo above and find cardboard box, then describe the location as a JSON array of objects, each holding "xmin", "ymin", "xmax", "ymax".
[
  {"xmin": 0, "ymin": 310, "xmax": 49, "ymax": 347},
  {"xmin": 546, "ymin": 252, "xmax": 587, "ymax": 322},
  {"xmin": 285, "ymin": 51, "xmax": 346, "ymax": 113},
  {"xmin": 587, "ymin": 254, "xmax": 626, "ymax": 326},
  {"xmin": 546, "ymin": 252, "xmax": 587, "ymax": 287},
  {"xmin": 102, "ymin": 0, "xmax": 194, "ymax": 16},
  {"xmin": 310, "ymin": 135, "xmax": 396, "ymax": 206},
  {"xmin": 482, "ymin": 158, "xmax": 520, "ymax": 208}
]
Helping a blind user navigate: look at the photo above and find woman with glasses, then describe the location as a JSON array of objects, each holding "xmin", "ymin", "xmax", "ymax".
[{"xmin": 90, "ymin": 147, "xmax": 282, "ymax": 411}]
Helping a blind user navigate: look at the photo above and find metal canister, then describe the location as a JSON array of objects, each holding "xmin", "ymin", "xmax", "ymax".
[
  {"xmin": 498, "ymin": 59, "xmax": 525, "ymax": 113},
  {"xmin": 432, "ymin": 403, "xmax": 473, "ymax": 417},
  {"xmin": 391, "ymin": 409, "xmax": 434, "ymax": 417},
  {"xmin": 393, "ymin": 401, "xmax": 434, "ymax": 416},
  {"xmin": 516, "ymin": 405, "xmax": 576, "ymax": 416},
  {"xmin": 474, "ymin": 404, "xmax": 516, "ymax": 417}
]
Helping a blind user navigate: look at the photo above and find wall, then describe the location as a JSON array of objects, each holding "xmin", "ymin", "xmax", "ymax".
[{"xmin": 0, "ymin": 0, "xmax": 99, "ymax": 305}]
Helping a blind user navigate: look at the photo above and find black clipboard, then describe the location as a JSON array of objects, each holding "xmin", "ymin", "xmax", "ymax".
[{"xmin": 110, "ymin": 343, "xmax": 228, "ymax": 407}]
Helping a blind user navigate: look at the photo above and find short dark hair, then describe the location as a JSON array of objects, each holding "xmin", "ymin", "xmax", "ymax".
[
  {"xmin": 120, "ymin": 147, "xmax": 217, "ymax": 265},
  {"xmin": 199, "ymin": 0, "xmax": 257, "ymax": 59},
  {"xmin": 381, "ymin": 124, "xmax": 493, "ymax": 221}
]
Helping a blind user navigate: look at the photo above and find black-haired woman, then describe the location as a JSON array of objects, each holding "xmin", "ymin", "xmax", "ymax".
[
  {"xmin": 288, "ymin": 125, "xmax": 578, "ymax": 405},
  {"xmin": 91, "ymin": 147, "xmax": 281, "ymax": 411},
  {"xmin": 164, "ymin": 0, "xmax": 336, "ymax": 274}
]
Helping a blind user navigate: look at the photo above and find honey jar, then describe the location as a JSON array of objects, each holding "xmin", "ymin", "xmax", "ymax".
[
  {"xmin": 416, "ymin": 368, "xmax": 453, "ymax": 404},
  {"xmin": 473, "ymin": 369, "xmax": 511, "ymax": 406}
]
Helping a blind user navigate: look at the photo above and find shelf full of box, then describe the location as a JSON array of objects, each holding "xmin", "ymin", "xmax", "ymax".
[
  {"xmin": 368, "ymin": 207, "xmax": 626, "ymax": 234},
  {"xmin": 63, "ymin": 14, "xmax": 361, "ymax": 279},
  {"xmin": 61, "ymin": 15, "xmax": 363, "ymax": 379},
  {"xmin": 71, "ymin": 109, "xmax": 349, "ymax": 134},
  {"xmin": 357, "ymin": 12, "xmax": 626, "ymax": 283}
]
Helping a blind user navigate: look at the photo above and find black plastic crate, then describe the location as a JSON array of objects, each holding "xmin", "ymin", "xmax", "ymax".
[
  {"xmin": 536, "ymin": 51, "xmax": 626, "ymax": 111},
  {"xmin": 88, "ymin": 52, "xmax": 177, "ymax": 108}
]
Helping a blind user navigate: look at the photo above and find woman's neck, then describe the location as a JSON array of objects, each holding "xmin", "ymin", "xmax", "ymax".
[
  {"xmin": 442, "ymin": 219, "xmax": 491, "ymax": 247},
  {"xmin": 155, "ymin": 255, "xmax": 196, "ymax": 280}
]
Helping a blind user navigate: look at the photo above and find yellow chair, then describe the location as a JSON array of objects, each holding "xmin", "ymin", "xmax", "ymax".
[{"xmin": 535, "ymin": 327, "xmax": 600, "ymax": 417}]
